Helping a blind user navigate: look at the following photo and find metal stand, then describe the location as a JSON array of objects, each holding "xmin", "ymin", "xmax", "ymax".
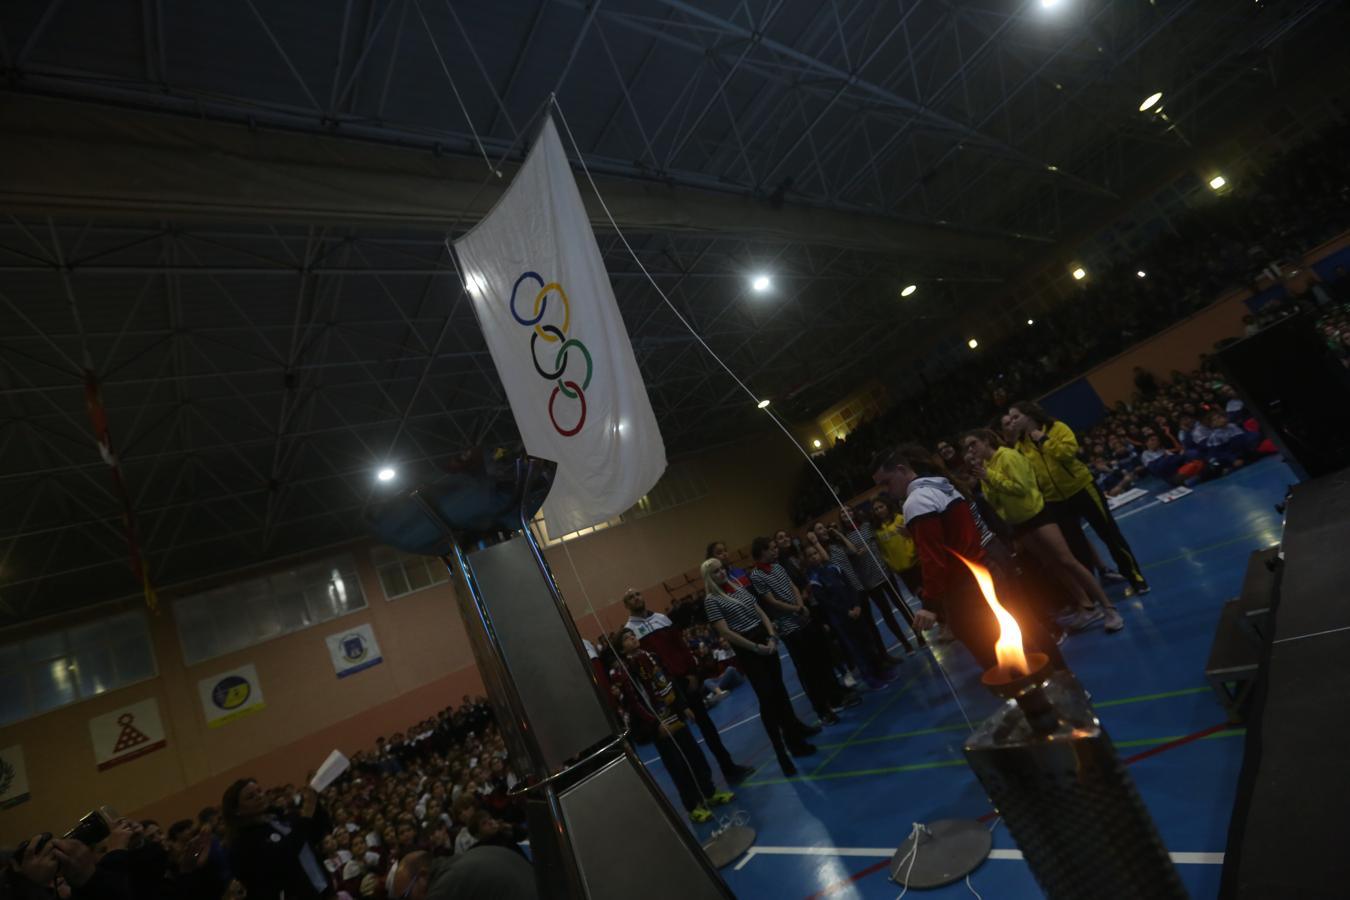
[
  {"xmin": 366, "ymin": 452, "xmax": 739, "ymax": 899},
  {"xmin": 889, "ymin": 819, "xmax": 991, "ymax": 888},
  {"xmin": 704, "ymin": 824, "xmax": 757, "ymax": 869}
]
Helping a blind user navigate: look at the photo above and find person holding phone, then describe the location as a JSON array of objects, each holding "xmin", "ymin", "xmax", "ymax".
[
  {"xmin": 701, "ymin": 557, "xmax": 819, "ymax": 777},
  {"xmin": 222, "ymin": 778, "xmax": 332, "ymax": 899},
  {"xmin": 3, "ymin": 829, "xmax": 130, "ymax": 899}
]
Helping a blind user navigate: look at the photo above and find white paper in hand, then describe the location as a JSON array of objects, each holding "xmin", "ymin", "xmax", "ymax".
[{"xmin": 309, "ymin": 749, "xmax": 350, "ymax": 792}]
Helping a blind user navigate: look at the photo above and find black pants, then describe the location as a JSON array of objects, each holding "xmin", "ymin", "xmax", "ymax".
[
  {"xmin": 734, "ymin": 631, "xmax": 809, "ymax": 758},
  {"xmin": 867, "ymin": 580, "xmax": 923, "ymax": 649},
  {"xmin": 653, "ymin": 724, "xmax": 715, "ymax": 811},
  {"xmin": 1053, "ymin": 484, "xmax": 1146, "ymax": 587},
  {"xmin": 671, "ymin": 675, "xmax": 737, "ymax": 776},
  {"xmin": 783, "ymin": 628, "xmax": 842, "ymax": 718}
]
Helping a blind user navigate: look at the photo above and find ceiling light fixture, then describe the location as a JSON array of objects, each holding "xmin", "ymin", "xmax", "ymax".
[
  {"xmin": 1072, "ymin": 266, "xmax": 1087, "ymax": 280},
  {"xmin": 812, "ymin": 439, "xmax": 822, "ymax": 448},
  {"xmin": 757, "ymin": 399, "xmax": 771, "ymax": 409},
  {"xmin": 967, "ymin": 338, "xmax": 979, "ymax": 350},
  {"xmin": 377, "ymin": 467, "xmax": 397, "ymax": 483},
  {"xmin": 1136, "ymin": 270, "xmax": 1147, "ymax": 279},
  {"xmin": 1027, "ymin": 318, "xmax": 1035, "ymax": 326},
  {"xmin": 751, "ymin": 275, "xmax": 771, "ymax": 292},
  {"xmin": 1138, "ymin": 91, "xmax": 1163, "ymax": 112},
  {"xmin": 901, "ymin": 284, "xmax": 918, "ymax": 297},
  {"xmin": 1208, "ymin": 175, "xmax": 1227, "ymax": 191}
]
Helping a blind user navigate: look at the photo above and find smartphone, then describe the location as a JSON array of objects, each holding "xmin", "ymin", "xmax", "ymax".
[{"xmin": 64, "ymin": 811, "xmax": 111, "ymax": 847}]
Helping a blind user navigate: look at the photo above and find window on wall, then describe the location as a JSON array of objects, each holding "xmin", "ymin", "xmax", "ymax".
[
  {"xmin": 371, "ymin": 547, "xmax": 449, "ymax": 600},
  {"xmin": 0, "ymin": 610, "xmax": 158, "ymax": 726},
  {"xmin": 173, "ymin": 554, "xmax": 366, "ymax": 665}
]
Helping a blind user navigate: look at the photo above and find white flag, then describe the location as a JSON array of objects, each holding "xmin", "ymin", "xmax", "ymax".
[{"xmin": 454, "ymin": 117, "xmax": 666, "ymax": 534}]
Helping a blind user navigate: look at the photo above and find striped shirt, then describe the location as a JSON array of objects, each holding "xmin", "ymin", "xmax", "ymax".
[
  {"xmin": 703, "ymin": 584, "xmax": 765, "ymax": 635},
  {"xmin": 827, "ymin": 543, "xmax": 864, "ymax": 591},
  {"xmin": 748, "ymin": 563, "xmax": 804, "ymax": 636},
  {"xmin": 845, "ymin": 523, "xmax": 888, "ymax": 589}
]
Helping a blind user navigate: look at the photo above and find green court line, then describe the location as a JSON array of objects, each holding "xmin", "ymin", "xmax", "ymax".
[
  {"xmin": 808, "ymin": 673, "xmax": 922, "ymax": 776},
  {"xmin": 742, "ymin": 729, "xmax": 1245, "ymax": 788},
  {"xmin": 1140, "ymin": 529, "xmax": 1275, "ymax": 571},
  {"xmin": 811, "ymin": 685, "xmax": 1213, "ymax": 751}
]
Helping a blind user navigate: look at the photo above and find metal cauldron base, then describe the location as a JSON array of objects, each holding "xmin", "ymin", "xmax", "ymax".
[
  {"xmin": 703, "ymin": 825, "xmax": 756, "ymax": 869},
  {"xmin": 889, "ymin": 819, "xmax": 991, "ymax": 889}
]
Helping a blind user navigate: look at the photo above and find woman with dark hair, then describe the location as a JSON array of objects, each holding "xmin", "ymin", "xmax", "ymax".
[
  {"xmin": 701, "ymin": 557, "xmax": 819, "ymax": 776},
  {"xmin": 222, "ymin": 778, "xmax": 332, "ymax": 899},
  {"xmin": 854, "ymin": 499, "xmax": 927, "ymax": 648},
  {"xmin": 1006, "ymin": 401, "xmax": 1150, "ymax": 595},
  {"xmin": 805, "ymin": 520, "xmax": 911, "ymax": 657},
  {"xmin": 870, "ymin": 444, "xmax": 1065, "ymax": 671},
  {"xmin": 961, "ymin": 429, "xmax": 1122, "ymax": 633}
]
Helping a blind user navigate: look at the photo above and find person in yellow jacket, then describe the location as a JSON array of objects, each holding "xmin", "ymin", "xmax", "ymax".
[
  {"xmin": 961, "ymin": 429, "xmax": 1122, "ymax": 633},
  {"xmin": 866, "ymin": 495, "xmax": 928, "ymax": 642},
  {"xmin": 1006, "ymin": 401, "xmax": 1150, "ymax": 595}
]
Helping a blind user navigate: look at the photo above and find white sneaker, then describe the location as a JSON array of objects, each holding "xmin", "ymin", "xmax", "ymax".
[
  {"xmin": 1066, "ymin": 609, "xmax": 1105, "ymax": 632},
  {"xmin": 841, "ymin": 672, "xmax": 858, "ymax": 688},
  {"xmin": 1103, "ymin": 609, "xmax": 1125, "ymax": 632}
]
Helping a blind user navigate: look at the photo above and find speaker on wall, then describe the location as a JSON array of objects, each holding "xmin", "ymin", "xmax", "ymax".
[{"xmin": 1216, "ymin": 310, "xmax": 1350, "ymax": 479}]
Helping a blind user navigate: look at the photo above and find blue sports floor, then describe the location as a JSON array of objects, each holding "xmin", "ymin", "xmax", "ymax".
[{"xmin": 641, "ymin": 457, "xmax": 1294, "ymax": 899}]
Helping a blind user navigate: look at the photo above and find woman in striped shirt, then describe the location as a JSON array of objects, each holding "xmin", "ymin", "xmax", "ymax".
[{"xmin": 701, "ymin": 558, "xmax": 819, "ymax": 776}]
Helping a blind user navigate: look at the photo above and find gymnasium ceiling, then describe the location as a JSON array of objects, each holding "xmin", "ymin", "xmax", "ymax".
[{"xmin": 0, "ymin": 0, "xmax": 1345, "ymax": 622}]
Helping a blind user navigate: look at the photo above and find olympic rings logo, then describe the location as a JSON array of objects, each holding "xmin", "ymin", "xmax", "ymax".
[{"xmin": 509, "ymin": 271, "xmax": 592, "ymax": 436}]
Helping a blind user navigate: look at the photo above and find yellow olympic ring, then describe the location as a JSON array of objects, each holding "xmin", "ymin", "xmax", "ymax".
[{"xmin": 532, "ymin": 283, "xmax": 570, "ymax": 342}]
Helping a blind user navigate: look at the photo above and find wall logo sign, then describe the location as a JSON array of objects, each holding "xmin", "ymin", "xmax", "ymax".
[
  {"xmin": 0, "ymin": 745, "xmax": 30, "ymax": 810},
  {"xmin": 88, "ymin": 699, "xmax": 167, "ymax": 771},
  {"xmin": 325, "ymin": 623, "xmax": 384, "ymax": 679},
  {"xmin": 198, "ymin": 663, "xmax": 266, "ymax": 728}
]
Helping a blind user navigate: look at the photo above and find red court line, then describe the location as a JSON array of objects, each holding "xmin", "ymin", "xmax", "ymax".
[{"xmin": 800, "ymin": 722, "xmax": 1230, "ymax": 899}]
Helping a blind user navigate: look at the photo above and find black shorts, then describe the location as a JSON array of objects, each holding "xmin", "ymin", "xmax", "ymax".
[{"xmin": 1012, "ymin": 505, "xmax": 1058, "ymax": 536}]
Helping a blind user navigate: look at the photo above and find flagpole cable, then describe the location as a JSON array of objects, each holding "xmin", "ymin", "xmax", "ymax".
[
  {"xmin": 549, "ymin": 526, "xmax": 748, "ymax": 833},
  {"xmin": 410, "ymin": 0, "xmax": 498, "ymax": 177},
  {"xmin": 548, "ymin": 94, "xmax": 976, "ymax": 732}
]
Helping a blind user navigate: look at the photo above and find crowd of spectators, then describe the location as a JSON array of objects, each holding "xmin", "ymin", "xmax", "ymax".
[
  {"xmin": 795, "ymin": 120, "xmax": 1350, "ymax": 521},
  {"xmin": 2, "ymin": 697, "xmax": 537, "ymax": 900}
]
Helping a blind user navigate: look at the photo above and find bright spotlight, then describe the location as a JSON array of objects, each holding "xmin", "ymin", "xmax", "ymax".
[
  {"xmin": 377, "ymin": 467, "xmax": 397, "ymax": 482},
  {"xmin": 1136, "ymin": 270, "xmax": 1147, "ymax": 279},
  {"xmin": 967, "ymin": 338, "xmax": 979, "ymax": 350},
  {"xmin": 751, "ymin": 275, "xmax": 771, "ymax": 293},
  {"xmin": 1208, "ymin": 175, "xmax": 1227, "ymax": 191},
  {"xmin": 1026, "ymin": 318, "xmax": 1035, "ymax": 326},
  {"xmin": 900, "ymin": 284, "xmax": 918, "ymax": 298},
  {"xmin": 1039, "ymin": 0, "xmax": 1061, "ymax": 7},
  {"xmin": 1138, "ymin": 91, "xmax": 1163, "ymax": 112},
  {"xmin": 812, "ymin": 439, "xmax": 822, "ymax": 448},
  {"xmin": 1072, "ymin": 267, "xmax": 1087, "ymax": 280},
  {"xmin": 757, "ymin": 399, "xmax": 771, "ymax": 409}
]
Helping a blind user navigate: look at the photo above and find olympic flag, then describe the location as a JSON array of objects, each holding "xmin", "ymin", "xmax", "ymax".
[{"xmin": 454, "ymin": 117, "xmax": 666, "ymax": 535}]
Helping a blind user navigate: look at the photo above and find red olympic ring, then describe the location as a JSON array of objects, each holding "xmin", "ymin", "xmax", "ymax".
[{"xmin": 548, "ymin": 380, "xmax": 587, "ymax": 436}]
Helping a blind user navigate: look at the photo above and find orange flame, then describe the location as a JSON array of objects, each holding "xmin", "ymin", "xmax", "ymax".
[{"xmin": 953, "ymin": 552, "xmax": 1029, "ymax": 676}]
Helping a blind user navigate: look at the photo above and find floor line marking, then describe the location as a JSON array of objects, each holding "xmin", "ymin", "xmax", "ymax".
[
  {"xmin": 742, "ymin": 845, "xmax": 1224, "ymax": 865},
  {"xmin": 1141, "ymin": 529, "xmax": 1275, "ymax": 571},
  {"xmin": 1115, "ymin": 499, "xmax": 1163, "ymax": 520},
  {"xmin": 808, "ymin": 673, "xmax": 923, "ymax": 776},
  {"xmin": 743, "ymin": 728, "xmax": 1243, "ymax": 787},
  {"xmin": 807, "ymin": 684, "xmax": 1215, "ymax": 751}
]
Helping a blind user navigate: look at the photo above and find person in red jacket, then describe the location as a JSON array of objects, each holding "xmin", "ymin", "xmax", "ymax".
[
  {"xmin": 871, "ymin": 444, "xmax": 1064, "ymax": 672},
  {"xmin": 610, "ymin": 630, "xmax": 735, "ymax": 822},
  {"xmin": 622, "ymin": 589, "xmax": 753, "ymax": 783}
]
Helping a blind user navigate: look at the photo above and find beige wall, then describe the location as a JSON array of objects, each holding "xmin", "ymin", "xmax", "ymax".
[{"xmin": 0, "ymin": 432, "xmax": 804, "ymax": 839}]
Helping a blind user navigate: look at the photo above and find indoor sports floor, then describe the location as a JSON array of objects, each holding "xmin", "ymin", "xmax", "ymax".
[{"xmin": 641, "ymin": 457, "xmax": 1294, "ymax": 899}]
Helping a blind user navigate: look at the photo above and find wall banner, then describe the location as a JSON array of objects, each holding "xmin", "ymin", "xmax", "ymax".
[
  {"xmin": 199, "ymin": 663, "xmax": 266, "ymax": 728},
  {"xmin": 89, "ymin": 699, "xmax": 167, "ymax": 771},
  {"xmin": 325, "ymin": 623, "xmax": 384, "ymax": 679}
]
